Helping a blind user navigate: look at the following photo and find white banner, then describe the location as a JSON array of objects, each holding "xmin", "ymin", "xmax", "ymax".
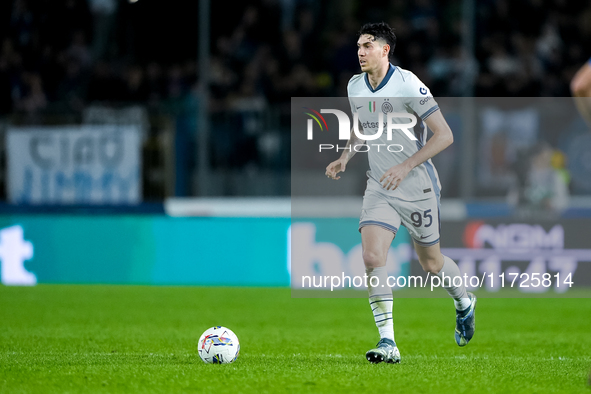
[{"xmin": 7, "ymin": 126, "xmax": 142, "ymax": 204}]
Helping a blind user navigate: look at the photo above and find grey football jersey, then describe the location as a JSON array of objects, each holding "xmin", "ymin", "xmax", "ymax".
[{"xmin": 347, "ymin": 64, "xmax": 442, "ymax": 201}]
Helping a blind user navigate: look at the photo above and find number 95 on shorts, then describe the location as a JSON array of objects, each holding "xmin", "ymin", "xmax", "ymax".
[{"xmin": 358, "ymin": 189, "xmax": 440, "ymax": 246}]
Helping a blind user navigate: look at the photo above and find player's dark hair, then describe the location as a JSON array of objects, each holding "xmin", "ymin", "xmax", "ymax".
[{"xmin": 358, "ymin": 22, "xmax": 397, "ymax": 61}]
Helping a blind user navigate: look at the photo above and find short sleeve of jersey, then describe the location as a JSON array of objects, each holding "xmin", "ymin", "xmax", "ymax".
[
  {"xmin": 348, "ymin": 97, "xmax": 356, "ymax": 117},
  {"xmin": 403, "ymin": 73, "xmax": 440, "ymax": 121}
]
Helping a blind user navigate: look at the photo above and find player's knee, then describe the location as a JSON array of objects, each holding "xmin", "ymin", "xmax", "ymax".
[{"xmin": 363, "ymin": 250, "xmax": 386, "ymax": 268}]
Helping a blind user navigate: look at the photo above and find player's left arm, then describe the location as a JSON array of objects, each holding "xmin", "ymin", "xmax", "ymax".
[{"xmin": 380, "ymin": 110, "xmax": 453, "ymax": 190}]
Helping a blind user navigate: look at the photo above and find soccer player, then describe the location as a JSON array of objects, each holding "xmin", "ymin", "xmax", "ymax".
[
  {"xmin": 325, "ymin": 22, "xmax": 476, "ymax": 364},
  {"xmin": 571, "ymin": 58, "xmax": 591, "ymax": 126}
]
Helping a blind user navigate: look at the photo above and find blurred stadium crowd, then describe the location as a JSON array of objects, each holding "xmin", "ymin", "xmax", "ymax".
[
  {"xmin": 3, "ymin": 0, "xmax": 590, "ymax": 111},
  {"xmin": 1, "ymin": 0, "xmax": 591, "ymax": 200}
]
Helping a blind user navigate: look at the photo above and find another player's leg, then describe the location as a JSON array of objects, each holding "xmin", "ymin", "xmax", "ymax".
[
  {"xmin": 360, "ymin": 225, "xmax": 400, "ymax": 364},
  {"xmin": 571, "ymin": 60, "xmax": 591, "ymax": 127},
  {"xmin": 414, "ymin": 242, "xmax": 477, "ymax": 346}
]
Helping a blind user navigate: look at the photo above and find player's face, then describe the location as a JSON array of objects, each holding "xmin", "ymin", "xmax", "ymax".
[{"xmin": 357, "ymin": 34, "xmax": 388, "ymax": 73}]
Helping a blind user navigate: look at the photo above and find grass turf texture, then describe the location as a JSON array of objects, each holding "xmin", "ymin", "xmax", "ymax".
[{"xmin": 1, "ymin": 286, "xmax": 590, "ymax": 393}]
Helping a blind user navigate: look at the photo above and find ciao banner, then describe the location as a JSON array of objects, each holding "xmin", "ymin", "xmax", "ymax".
[{"xmin": 7, "ymin": 126, "xmax": 142, "ymax": 205}]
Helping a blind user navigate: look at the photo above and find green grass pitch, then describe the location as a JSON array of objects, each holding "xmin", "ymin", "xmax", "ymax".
[{"xmin": 1, "ymin": 285, "xmax": 590, "ymax": 393}]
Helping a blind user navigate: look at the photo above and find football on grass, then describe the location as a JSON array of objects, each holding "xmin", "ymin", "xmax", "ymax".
[{"xmin": 198, "ymin": 326, "xmax": 240, "ymax": 364}]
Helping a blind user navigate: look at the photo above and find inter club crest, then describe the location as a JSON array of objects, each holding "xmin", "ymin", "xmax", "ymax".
[{"xmin": 381, "ymin": 100, "xmax": 393, "ymax": 114}]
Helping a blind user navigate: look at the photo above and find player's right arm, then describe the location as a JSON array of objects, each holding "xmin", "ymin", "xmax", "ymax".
[{"xmin": 325, "ymin": 123, "xmax": 365, "ymax": 180}]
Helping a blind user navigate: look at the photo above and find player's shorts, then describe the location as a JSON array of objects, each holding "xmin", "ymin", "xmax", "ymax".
[{"xmin": 358, "ymin": 177, "xmax": 441, "ymax": 246}]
